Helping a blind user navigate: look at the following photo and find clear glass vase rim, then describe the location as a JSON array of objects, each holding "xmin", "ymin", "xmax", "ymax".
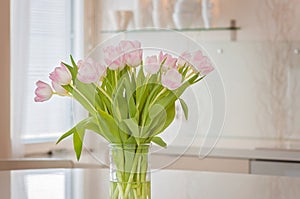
[{"xmin": 109, "ymin": 143, "xmax": 151, "ymax": 148}]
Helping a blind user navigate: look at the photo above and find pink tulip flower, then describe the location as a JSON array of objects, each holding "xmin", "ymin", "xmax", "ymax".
[
  {"xmin": 52, "ymin": 81, "xmax": 68, "ymax": 96},
  {"xmin": 120, "ymin": 40, "xmax": 141, "ymax": 51},
  {"xmin": 103, "ymin": 45, "xmax": 126, "ymax": 70},
  {"xmin": 124, "ymin": 50, "xmax": 143, "ymax": 67},
  {"xmin": 120, "ymin": 40, "xmax": 143, "ymax": 67},
  {"xmin": 177, "ymin": 51, "xmax": 192, "ymax": 66},
  {"xmin": 77, "ymin": 58, "xmax": 106, "ymax": 84},
  {"xmin": 159, "ymin": 52, "xmax": 177, "ymax": 70},
  {"xmin": 144, "ymin": 55, "xmax": 160, "ymax": 74},
  {"xmin": 191, "ymin": 50, "xmax": 214, "ymax": 75},
  {"xmin": 34, "ymin": 81, "xmax": 53, "ymax": 102},
  {"xmin": 49, "ymin": 63, "xmax": 72, "ymax": 85},
  {"xmin": 161, "ymin": 69, "xmax": 182, "ymax": 90}
]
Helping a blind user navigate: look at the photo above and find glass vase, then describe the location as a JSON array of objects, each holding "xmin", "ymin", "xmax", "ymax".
[{"xmin": 109, "ymin": 144, "xmax": 151, "ymax": 199}]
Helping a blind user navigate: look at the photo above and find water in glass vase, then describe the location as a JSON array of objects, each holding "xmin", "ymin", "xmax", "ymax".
[{"xmin": 109, "ymin": 144, "xmax": 151, "ymax": 199}]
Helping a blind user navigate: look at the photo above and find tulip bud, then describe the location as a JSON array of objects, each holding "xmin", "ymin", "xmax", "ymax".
[
  {"xmin": 104, "ymin": 45, "xmax": 126, "ymax": 70},
  {"xmin": 144, "ymin": 55, "xmax": 160, "ymax": 74},
  {"xmin": 120, "ymin": 40, "xmax": 143, "ymax": 67},
  {"xmin": 49, "ymin": 63, "xmax": 72, "ymax": 85},
  {"xmin": 159, "ymin": 52, "xmax": 177, "ymax": 71},
  {"xmin": 77, "ymin": 58, "xmax": 106, "ymax": 84},
  {"xmin": 191, "ymin": 50, "xmax": 214, "ymax": 75},
  {"xmin": 161, "ymin": 69, "xmax": 182, "ymax": 90},
  {"xmin": 177, "ymin": 51, "xmax": 192, "ymax": 66},
  {"xmin": 34, "ymin": 81, "xmax": 53, "ymax": 102}
]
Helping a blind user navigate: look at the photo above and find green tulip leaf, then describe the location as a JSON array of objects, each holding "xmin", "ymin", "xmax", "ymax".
[
  {"xmin": 151, "ymin": 136, "xmax": 167, "ymax": 148},
  {"xmin": 73, "ymin": 127, "xmax": 85, "ymax": 161},
  {"xmin": 179, "ymin": 98, "xmax": 189, "ymax": 120}
]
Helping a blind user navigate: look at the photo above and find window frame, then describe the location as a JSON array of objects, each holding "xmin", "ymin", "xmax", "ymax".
[{"xmin": 0, "ymin": 0, "xmax": 12, "ymax": 158}]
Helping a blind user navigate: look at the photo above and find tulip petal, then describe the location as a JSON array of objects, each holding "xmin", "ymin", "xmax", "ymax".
[{"xmin": 52, "ymin": 81, "xmax": 68, "ymax": 96}]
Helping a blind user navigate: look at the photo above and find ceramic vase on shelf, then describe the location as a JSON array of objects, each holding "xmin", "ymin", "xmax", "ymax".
[
  {"xmin": 134, "ymin": 0, "xmax": 153, "ymax": 28},
  {"xmin": 152, "ymin": 0, "xmax": 175, "ymax": 28},
  {"xmin": 173, "ymin": 0, "xmax": 201, "ymax": 29},
  {"xmin": 110, "ymin": 0, "xmax": 135, "ymax": 30},
  {"xmin": 109, "ymin": 144, "xmax": 151, "ymax": 199},
  {"xmin": 202, "ymin": 0, "xmax": 220, "ymax": 28},
  {"xmin": 110, "ymin": 11, "xmax": 134, "ymax": 30}
]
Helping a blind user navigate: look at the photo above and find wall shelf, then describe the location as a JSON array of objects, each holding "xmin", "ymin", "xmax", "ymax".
[
  {"xmin": 100, "ymin": 27, "xmax": 241, "ymax": 34},
  {"xmin": 100, "ymin": 19, "xmax": 240, "ymax": 41}
]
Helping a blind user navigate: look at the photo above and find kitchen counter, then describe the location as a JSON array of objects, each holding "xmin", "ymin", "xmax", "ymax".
[
  {"xmin": 1, "ymin": 168, "xmax": 300, "ymax": 199},
  {"xmin": 156, "ymin": 137, "xmax": 300, "ymax": 162}
]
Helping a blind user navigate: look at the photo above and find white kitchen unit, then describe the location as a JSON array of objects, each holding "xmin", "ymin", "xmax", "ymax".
[{"xmin": 250, "ymin": 160, "xmax": 300, "ymax": 177}]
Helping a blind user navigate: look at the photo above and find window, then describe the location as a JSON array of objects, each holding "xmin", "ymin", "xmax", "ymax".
[{"xmin": 19, "ymin": 0, "xmax": 83, "ymax": 143}]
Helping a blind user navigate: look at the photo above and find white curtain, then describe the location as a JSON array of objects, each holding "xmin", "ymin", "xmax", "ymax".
[{"xmin": 11, "ymin": 0, "xmax": 31, "ymax": 157}]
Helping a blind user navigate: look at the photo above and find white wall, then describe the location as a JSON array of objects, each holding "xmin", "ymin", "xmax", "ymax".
[
  {"xmin": 95, "ymin": 0, "xmax": 300, "ymax": 150},
  {"xmin": 195, "ymin": 0, "xmax": 300, "ymax": 141}
]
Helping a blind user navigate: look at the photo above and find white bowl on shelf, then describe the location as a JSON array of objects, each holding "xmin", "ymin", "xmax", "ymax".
[
  {"xmin": 172, "ymin": 12, "xmax": 194, "ymax": 29},
  {"xmin": 174, "ymin": 0, "xmax": 201, "ymax": 13}
]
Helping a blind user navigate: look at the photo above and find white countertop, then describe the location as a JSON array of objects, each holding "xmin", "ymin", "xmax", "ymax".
[
  {"xmin": 155, "ymin": 137, "xmax": 300, "ymax": 162},
  {"xmin": 1, "ymin": 168, "xmax": 300, "ymax": 199}
]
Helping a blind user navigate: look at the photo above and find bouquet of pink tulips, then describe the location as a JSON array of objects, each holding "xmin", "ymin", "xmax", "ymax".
[
  {"xmin": 34, "ymin": 40, "xmax": 214, "ymax": 160},
  {"xmin": 35, "ymin": 40, "xmax": 213, "ymax": 198}
]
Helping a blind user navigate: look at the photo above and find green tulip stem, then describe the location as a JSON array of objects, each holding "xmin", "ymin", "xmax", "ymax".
[
  {"xmin": 70, "ymin": 85, "xmax": 97, "ymax": 113},
  {"xmin": 93, "ymin": 83, "xmax": 113, "ymax": 103}
]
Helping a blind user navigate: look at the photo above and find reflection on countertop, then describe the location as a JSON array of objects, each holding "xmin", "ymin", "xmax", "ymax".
[{"xmin": 1, "ymin": 168, "xmax": 300, "ymax": 199}]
